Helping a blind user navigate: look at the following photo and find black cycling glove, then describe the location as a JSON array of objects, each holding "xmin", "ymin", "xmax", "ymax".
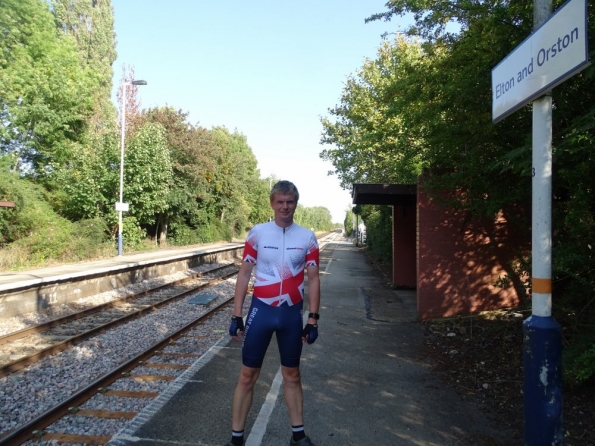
[
  {"xmin": 302, "ymin": 323, "xmax": 318, "ymax": 344},
  {"xmin": 229, "ymin": 315, "xmax": 245, "ymax": 336}
]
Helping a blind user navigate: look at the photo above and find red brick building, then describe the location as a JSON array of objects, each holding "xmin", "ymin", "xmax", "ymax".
[{"xmin": 352, "ymin": 180, "xmax": 526, "ymax": 320}]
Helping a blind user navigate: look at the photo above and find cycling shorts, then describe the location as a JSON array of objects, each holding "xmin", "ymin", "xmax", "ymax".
[{"xmin": 242, "ymin": 296, "xmax": 304, "ymax": 368}]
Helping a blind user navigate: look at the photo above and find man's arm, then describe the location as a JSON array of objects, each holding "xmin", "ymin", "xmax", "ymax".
[
  {"xmin": 306, "ymin": 264, "xmax": 320, "ymax": 323},
  {"xmin": 233, "ymin": 261, "xmax": 255, "ymax": 317}
]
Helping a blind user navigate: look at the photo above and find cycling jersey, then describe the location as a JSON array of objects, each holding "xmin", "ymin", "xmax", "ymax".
[{"xmin": 242, "ymin": 221, "xmax": 319, "ymax": 306}]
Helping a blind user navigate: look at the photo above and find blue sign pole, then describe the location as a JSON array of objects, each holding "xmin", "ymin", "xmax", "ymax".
[{"xmin": 523, "ymin": 315, "xmax": 563, "ymax": 444}]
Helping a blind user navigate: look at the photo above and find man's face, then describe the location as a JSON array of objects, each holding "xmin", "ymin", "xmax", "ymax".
[{"xmin": 270, "ymin": 193, "xmax": 297, "ymax": 226}]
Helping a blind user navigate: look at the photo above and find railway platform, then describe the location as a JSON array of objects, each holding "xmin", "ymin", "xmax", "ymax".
[
  {"xmin": 0, "ymin": 243, "xmax": 244, "ymax": 318},
  {"xmin": 0, "ymin": 243, "xmax": 242, "ymax": 292},
  {"xmin": 104, "ymin": 237, "xmax": 515, "ymax": 446}
]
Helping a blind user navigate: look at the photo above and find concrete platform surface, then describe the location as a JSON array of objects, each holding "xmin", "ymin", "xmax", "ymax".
[{"xmin": 105, "ymin": 238, "xmax": 515, "ymax": 446}]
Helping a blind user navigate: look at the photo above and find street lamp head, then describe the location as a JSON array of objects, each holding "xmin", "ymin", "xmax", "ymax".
[{"xmin": 131, "ymin": 80, "xmax": 147, "ymax": 86}]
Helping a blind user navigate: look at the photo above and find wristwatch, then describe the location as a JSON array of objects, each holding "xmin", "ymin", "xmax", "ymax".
[{"xmin": 308, "ymin": 312, "xmax": 320, "ymax": 320}]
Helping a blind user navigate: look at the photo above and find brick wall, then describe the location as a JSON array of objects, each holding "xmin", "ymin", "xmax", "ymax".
[{"xmin": 416, "ymin": 184, "xmax": 527, "ymax": 320}]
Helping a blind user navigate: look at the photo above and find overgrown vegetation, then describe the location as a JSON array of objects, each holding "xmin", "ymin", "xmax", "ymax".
[{"xmin": 321, "ymin": 0, "xmax": 595, "ymax": 388}]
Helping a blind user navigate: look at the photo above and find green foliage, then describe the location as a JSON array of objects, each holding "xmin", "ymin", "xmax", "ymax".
[
  {"xmin": 125, "ymin": 122, "xmax": 173, "ymax": 226},
  {"xmin": 328, "ymin": 0, "xmax": 595, "ymax": 387},
  {"xmin": 0, "ymin": 167, "xmax": 113, "ymax": 269},
  {"xmin": 563, "ymin": 336, "xmax": 595, "ymax": 387},
  {"xmin": 142, "ymin": 107, "xmax": 216, "ymax": 244},
  {"xmin": 248, "ymin": 178, "xmax": 274, "ymax": 226},
  {"xmin": 51, "ymin": 0, "xmax": 116, "ymax": 101},
  {"xmin": 0, "ymin": 156, "xmax": 25, "ymax": 244},
  {"xmin": 167, "ymin": 222, "xmax": 199, "ymax": 246},
  {"xmin": 51, "ymin": 0, "xmax": 118, "ymax": 145},
  {"xmin": 168, "ymin": 218, "xmax": 231, "ymax": 246},
  {"xmin": 141, "ymin": 110, "xmax": 270, "ymax": 244},
  {"xmin": 122, "ymin": 216, "xmax": 147, "ymax": 250},
  {"xmin": 55, "ymin": 135, "xmax": 119, "ymax": 222},
  {"xmin": 0, "ymin": 0, "xmax": 96, "ymax": 175},
  {"xmin": 344, "ymin": 209, "xmax": 355, "ymax": 236},
  {"xmin": 208, "ymin": 127, "xmax": 266, "ymax": 235},
  {"xmin": 359, "ymin": 205, "xmax": 392, "ymax": 261},
  {"xmin": 294, "ymin": 205, "xmax": 334, "ymax": 232},
  {"xmin": 0, "ymin": 157, "xmax": 58, "ymax": 245},
  {"xmin": 320, "ymin": 36, "xmax": 426, "ymax": 188}
]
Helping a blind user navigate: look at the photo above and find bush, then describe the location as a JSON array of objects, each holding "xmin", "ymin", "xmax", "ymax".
[
  {"xmin": 66, "ymin": 218, "xmax": 113, "ymax": 260},
  {"xmin": 360, "ymin": 205, "xmax": 393, "ymax": 261},
  {"xmin": 122, "ymin": 216, "xmax": 148, "ymax": 251},
  {"xmin": 169, "ymin": 219, "xmax": 232, "ymax": 246},
  {"xmin": 564, "ymin": 338, "xmax": 595, "ymax": 387},
  {"xmin": 168, "ymin": 222, "xmax": 199, "ymax": 246}
]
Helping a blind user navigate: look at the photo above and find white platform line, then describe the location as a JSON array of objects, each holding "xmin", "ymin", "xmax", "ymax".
[{"xmin": 245, "ymin": 367, "xmax": 284, "ymax": 446}]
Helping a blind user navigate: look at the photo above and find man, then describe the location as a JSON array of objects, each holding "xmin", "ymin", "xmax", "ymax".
[{"xmin": 225, "ymin": 180, "xmax": 321, "ymax": 446}]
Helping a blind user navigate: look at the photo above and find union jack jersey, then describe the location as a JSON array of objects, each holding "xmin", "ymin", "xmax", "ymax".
[{"xmin": 242, "ymin": 221, "xmax": 319, "ymax": 306}]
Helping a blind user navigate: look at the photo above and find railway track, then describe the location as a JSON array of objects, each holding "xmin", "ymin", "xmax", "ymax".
[
  {"xmin": 0, "ymin": 295, "xmax": 236, "ymax": 446},
  {"xmin": 0, "ymin": 263, "xmax": 240, "ymax": 379}
]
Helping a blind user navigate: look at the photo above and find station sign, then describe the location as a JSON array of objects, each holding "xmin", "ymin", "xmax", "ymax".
[
  {"xmin": 492, "ymin": 0, "xmax": 589, "ymax": 123},
  {"xmin": 115, "ymin": 202, "xmax": 129, "ymax": 212}
]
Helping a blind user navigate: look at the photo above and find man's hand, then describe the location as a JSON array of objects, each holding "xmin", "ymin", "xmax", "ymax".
[
  {"xmin": 302, "ymin": 323, "xmax": 318, "ymax": 344},
  {"xmin": 229, "ymin": 315, "xmax": 245, "ymax": 340}
]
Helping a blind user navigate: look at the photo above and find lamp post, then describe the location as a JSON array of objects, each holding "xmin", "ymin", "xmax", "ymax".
[{"xmin": 117, "ymin": 79, "xmax": 147, "ymax": 256}]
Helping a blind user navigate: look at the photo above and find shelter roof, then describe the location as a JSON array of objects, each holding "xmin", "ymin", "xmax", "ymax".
[{"xmin": 352, "ymin": 183, "xmax": 416, "ymax": 206}]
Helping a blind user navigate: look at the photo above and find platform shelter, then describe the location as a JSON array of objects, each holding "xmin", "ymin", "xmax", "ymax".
[{"xmin": 352, "ymin": 180, "xmax": 526, "ymax": 320}]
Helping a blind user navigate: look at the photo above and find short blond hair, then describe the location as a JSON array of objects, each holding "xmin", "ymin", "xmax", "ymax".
[{"xmin": 270, "ymin": 180, "xmax": 299, "ymax": 202}]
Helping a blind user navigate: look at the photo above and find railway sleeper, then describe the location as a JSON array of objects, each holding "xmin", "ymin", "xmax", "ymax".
[
  {"xmin": 139, "ymin": 362, "xmax": 189, "ymax": 370},
  {"xmin": 32, "ymin": 431, "xmax": 111, "ymax": 445},
  {"xmin": 99, "ymin": 389, "xmax": 159, "ymax": 398},
  {"xmin": 68, "ymin": 407, "xmax": 137, "ymax": 419}
]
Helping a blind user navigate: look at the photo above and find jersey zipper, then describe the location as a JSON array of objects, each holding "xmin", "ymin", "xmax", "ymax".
[{"xmin": 281, "ymin": 226, "xmax": 286, "ymax": 297}]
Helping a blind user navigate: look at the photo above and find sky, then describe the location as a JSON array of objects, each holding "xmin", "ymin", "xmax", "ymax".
[{"xmin": 110, "ymin": 1, "xmax": 407, "ymax": 223}]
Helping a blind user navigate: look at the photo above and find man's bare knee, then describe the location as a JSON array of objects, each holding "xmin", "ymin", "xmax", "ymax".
[
  {"xmin": 238, "ymin": 366, "xmax": 260, "ymax": 390},
  {"xmin": 281, "ymin": 366, "xmax": 301, "ymax": 386}
]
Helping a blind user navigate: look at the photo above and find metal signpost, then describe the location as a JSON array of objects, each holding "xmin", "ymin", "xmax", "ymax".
[{"xmin": 491, "ymin": 0, "xmax": 589, "ymax": 444}]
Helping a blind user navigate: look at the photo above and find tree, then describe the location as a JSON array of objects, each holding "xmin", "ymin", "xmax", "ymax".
[
  {"xmin": 0, "ymin": 0, "xmax": 95, "ymax": 177},
  {"xmin": 124, "ymin": 122, "xmax": 173, "ymax": 235},
  {"xmin": 55, "ymin": 136, "xmax": 119, "ymax": 222},
  {"xmin": 209, "ymin": 127, "xmax": 265, "ymax": 237},
  {"xmin": 143, "ymin": 107, "xmax": 217, "ymax": 244},
  {"xmin": 116, "ymin": 65, "xmax": 145, "ymax": 136},
  {"xmin": 248, "ymin": 177, "xmax": 274, "ymax": 226},
  {"xmin": 294, "ymin": 205, "xmax": 334, "ymax": 232},
  {"xmin": 51, "ymin": 0, "xmax": 118, "ymax": 137},
  {"xmin": 344, "ymin": 209, "xmax": 355, "ymax": 236},
  {"xmin": 320, "ymin": 36, "xmax": 428, "ymax": 189}
]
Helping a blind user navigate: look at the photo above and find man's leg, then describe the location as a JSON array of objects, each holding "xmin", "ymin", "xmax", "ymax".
[
  {"xmin": 281, "ymin": 365, "xmax": 303, "ymax": 426},
  {"xmin": 232, "ymin": 365, "xmax": 261, "ymax": 431}
]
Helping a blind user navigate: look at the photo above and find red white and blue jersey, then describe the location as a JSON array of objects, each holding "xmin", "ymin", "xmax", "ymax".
[{"xmin": 242, "ymin": 221, "xmax": 319, "ymax": 306}]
